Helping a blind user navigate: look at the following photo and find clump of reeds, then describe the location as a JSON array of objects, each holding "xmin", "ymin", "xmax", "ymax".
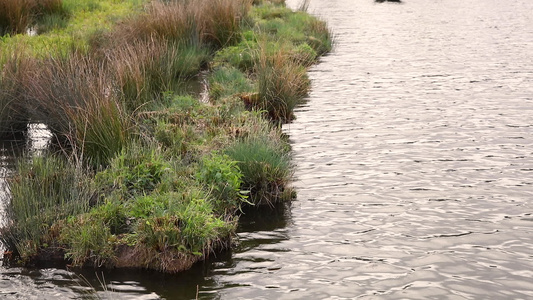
[
  {"xmin": 0, "ymin": 0, "xmax": 65, "ymax": 35},
  {"xmin": 255, "ymin": 47, "xmax": 310, "ymax": 122},
  {"xmin": 202, "ymin": 0, "xmax": 252, "ymax": 48},
  {"xmin": 226, "ymin": 136, "xmax": 292, "ymax": 206},
  {"xmin": 0, "ymin": 0, "xmax": 36, "ymax": 35},
  {"xmin": 35, "ymin": 0, "xmax": 64, "ymax": 16},
  {"xmin": 94, "ymin": 0, "xmax": 251, "ymax": 52},
  {"xmin": 109, "ymin": 38, "xmax": 209, "ymax": 111},
  {"xmin": 0, "ymin": 154, "xmax": 94, "ymax": 261},
  {"xmin": 22, "ymin": 54, "xmax": 103, "ymax": 132},
  {"xmin": 69, "ymin": 93, "xmax": 132, "ymax": 169},
  {"xmin": 0, "ymin": 51, "xmax": 35, "ymax": 137},
  {"xmin": 20, "ymin": 53, "xmax": 131, "ymax": 167}
]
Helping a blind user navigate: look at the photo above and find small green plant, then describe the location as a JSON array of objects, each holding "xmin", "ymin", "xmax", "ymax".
[
  {"xmin": 196, "ymin": 152, "xmax": 247, "ymax": 212},
  {"xmin": 176, "ymin": 197, "xmax": 234, "ymax": 254},
  {"xmin": 60, "ymin": 214, "xmax": 116, "ymax": 267},
  {"xmin": 95, "ymin": 143, "xmax": 172, "ymax": 197},
  {"xmin": 86, "ymin": 197, "xmax": 129, "ymax": 235},
  {"xmin": 136, "ymin": 215, "xmax": 184, "ymax": 252}
]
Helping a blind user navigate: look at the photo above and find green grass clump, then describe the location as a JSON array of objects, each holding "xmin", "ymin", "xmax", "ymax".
[
  {"xmin": 209, "ymin": 65, "xmax": 255, "ymax": 101},
  {"xmin": 226, "ymin": 137, "xmax": 292, "ymax": 206},
  {"xmin": 212, "ymin": 41, "xmax": 258, "ymax": 72},
  {"xmin": 59, "ymin": 213, "xmax": 115, "ymax": 267},
  {"xmin": 0, "ymin": 154, "xmax": 94, "ymax": 261},
  {"xmin": 95, "ymin": 144, "xmax": 172, "ymax": 197},
  {"xmin": 251, "ymin": 3, "xmax": 332, "ymax": 55},
  {"xmin": 58, "ymin": 196, "xmax": 128, "ymax": 267},
  {"xmin": 135, "ymin": 197, "xmax": 234, "ymax": 256},
  {"xmin": 35, "ymin": 12, "xmax": 69, "ymax": 34}
]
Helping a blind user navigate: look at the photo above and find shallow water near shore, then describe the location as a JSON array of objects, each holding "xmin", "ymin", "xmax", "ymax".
[{"xmin": 2, "ymin": 0, "xmax": 533, "ymax": 298}]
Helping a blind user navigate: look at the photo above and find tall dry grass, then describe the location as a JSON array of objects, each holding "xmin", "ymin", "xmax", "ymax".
[
  {"xmin": 94, "ymin": 0, "xmax": 252, "ymax": 52},
  {"xmin": 35, "ymin": 0, "xmax": 64, "ymax": 16},
  {"xmin": 108, "ymin": 38, "xmax": 208, "ymax": 111},
  {"xmin": 0, "ymin": 52, "xmax": 35, "ymax": 136},
  {"xmin": 19, "ymin": 53, "xmax": 131, "ymax": 167},
  {"xmin": 203, "ymin": 0, "xmax": 252, "ymax": 48},
  {"xmin": 0, "ymin": 0, "xmax": 35, "ymax": 34},
  {"xmin": 0, "ymin": 0, "xmax": 64, "ymax": 35},
  {"xmin": 22, "ymin": 54, "xmax": 108, "ymax": 133},
  {"xmin": 256, "ymin": 47, "xmax": 310, "ymax": 122}
]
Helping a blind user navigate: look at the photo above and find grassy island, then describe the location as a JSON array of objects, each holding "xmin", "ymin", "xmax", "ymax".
[{"xmin": 0, "ymin": 0, "xmax": 331, "ymax": 273}]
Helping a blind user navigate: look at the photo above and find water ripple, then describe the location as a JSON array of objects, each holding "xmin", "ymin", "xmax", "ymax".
[{"xmin": 212, "ymin": 0, "xmax": 533, "ymax": 298}]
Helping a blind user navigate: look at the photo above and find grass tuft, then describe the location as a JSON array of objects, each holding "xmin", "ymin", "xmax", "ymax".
[
  {"xmin": 255, "ymin": 47, "xmax": 310, "ymax": 122},
  {"xmin": 0, "ymin": 0, "xmax": 67, "ymax": 35},
  {"xmin": 0, "ymin": 51, "xmax": 34, "ymax": 137},
  {"xmin": 109, "ymin": 39, "xmax": 209, "ymax": 111},
  {"xmin": 226, "ymin": 136, "xmax": 292, "ymax": 206},
  {"xmin": 0, "ymin": 154, "xmax": 94, "ymax": 261},
  {"xmin": 209, "ymin": 65, "xmax": 255, "ymax": 101},
  {"xmin": 0, "ymin": 0, "xmax": 36, "ymax": 35}
]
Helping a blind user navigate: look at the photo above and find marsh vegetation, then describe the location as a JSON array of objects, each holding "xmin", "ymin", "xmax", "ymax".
[{"xmin": 0, "ymin": 0, "xmax": 331, "ymax": 273}]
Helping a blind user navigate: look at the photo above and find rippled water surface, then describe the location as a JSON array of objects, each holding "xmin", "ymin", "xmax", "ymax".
[
  {"xmin": 2, "ymin": 0, "xmax": 533, "ymax": 298},
  {"xmin": 212, "ymin": 0, "xmax": 533, "ymax": 298}
]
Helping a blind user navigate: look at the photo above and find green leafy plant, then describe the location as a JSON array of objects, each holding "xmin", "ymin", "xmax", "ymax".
[
  {"xmin": 196, "ymin": 152, "xmax": 247, "ymax": 212},
  {"xmin": 95, "ymin": 144, "xmax": 172, "ymax": 196}
]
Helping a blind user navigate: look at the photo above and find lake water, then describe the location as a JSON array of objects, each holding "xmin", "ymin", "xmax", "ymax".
[{"xmin": 1, "ymin": 0, "xmax": 533, "ymax": 298}]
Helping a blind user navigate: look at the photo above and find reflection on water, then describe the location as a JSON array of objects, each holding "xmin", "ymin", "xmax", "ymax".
[{"xmin": 2, "ymin": 0, "xmax": 533, "ymax": 298}]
